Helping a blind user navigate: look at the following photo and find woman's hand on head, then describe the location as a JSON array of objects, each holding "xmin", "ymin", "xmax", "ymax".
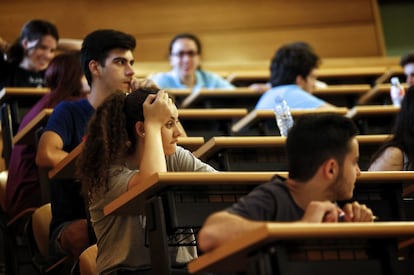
[{"xmin": 143, "ymin": 90, "xmax": 174, "ymax": 125}]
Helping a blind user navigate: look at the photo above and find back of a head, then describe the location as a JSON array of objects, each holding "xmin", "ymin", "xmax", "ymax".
[
  {"xmin": 400, "ymin": 51, "xmax": 414, "ymax": 67},
  {"xmin": 8, "ymin": 19, "xmax": 59, "ymax": 64},
  {"xmin": 287, "ymin": 113, "xmax": 358, "ymax": 181},
  {"xmin": 45, "ymin": 51, "xmax": 83, "ymax": 107},
  {"xmin": 269, "ymin": 41, "xmax": 319, "ymax": 87},
  {"xmin": 80, "ymin": 29, "xmax": 136, "ymax": 86}
]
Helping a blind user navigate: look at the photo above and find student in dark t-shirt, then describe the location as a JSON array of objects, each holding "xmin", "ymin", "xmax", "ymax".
[
  {"xmin": 35, "ymin": 29, "xmax": 156, "ymax": 262},
  {"xmin": 198, "ymin": 114, "xmax": 375, "ymax": 253}
]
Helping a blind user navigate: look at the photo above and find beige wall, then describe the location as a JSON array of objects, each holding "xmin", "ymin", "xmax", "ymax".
[{"xmin": 0, "ymin": 0, "xmax": 385, "ymax": 64}]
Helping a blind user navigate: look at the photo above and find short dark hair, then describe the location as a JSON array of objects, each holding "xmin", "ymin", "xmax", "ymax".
[
  {"xmin": 80, "ymin": 29, "xmax": 136, "ymax": 86},
  {"xmin": 400, "ymin": 51, "xmax": 414, "ymax": 67},
  {"xmin": 168, "ymin": 33, "xmax": 202, "ymax": 55},
  {"xmin": 287, "ymin": 113, "xmax": 358, "ymax": 181},
  {"xmin": 269, "ymin": 41, "xmax": 320, "ymax": 87}
]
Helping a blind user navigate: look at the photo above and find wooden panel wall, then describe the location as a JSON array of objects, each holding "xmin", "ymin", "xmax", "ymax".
[{"xmin": 0, "ymin": 0, "xmax": 385, "ymax": 64}]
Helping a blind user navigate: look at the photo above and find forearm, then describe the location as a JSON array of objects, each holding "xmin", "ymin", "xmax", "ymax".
[
  {"xmin": 35, "ymin": 147, "xmax": 68, "ymax": 168},
  {"xmin": 139, "ymin": 124, "xmax": 167, "ymax": 178},
  {"xmin": 36, "ymin": 133, "xmax": 68, "ymax": 168},
  {"xmin": 198, "ymin": 211, "xmax": 263, "ymax": 252}
]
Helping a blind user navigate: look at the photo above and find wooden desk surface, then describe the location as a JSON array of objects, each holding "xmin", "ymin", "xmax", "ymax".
[
  {"xmin": 166, "ymin": 88, "xmax": 191, "ymax": 97},
  {"xmin": 188, "ymin": 221, "xmax": 414, "ymax": 273},
  {"xmin": 12, "ymin": 108, "xmax": 53, "ymax": 145},
  {"xmin": 226, "ymin": 67, "xmax": 403, "ymax": 84},
  {"xmin": 181, "ymin": 87, "xmax": 262, "ymax": 108},
  {"xmin": 48, "ymin": 137, "xmax": 206, "ymax": 180},
  {"xmin": 345, "ymin": 105, "xmax": 400, "ymax": 119},
  {"xmin": 231, "ymin": 108, "xmax": 348, "ymax": 134},
  {"xmin": 178, "ymin": 108, "xmax": 248, "ymax": 119},
  {"xmin": 103, "ymin": 171, "xmax": 279, "ymax": 216},
  {"xmin": 312, "ymin": 84, "xmax": 371, "ymax": 96},
  {"xmin": 374, "ymin": 83, "xmax": 408, "ymax": 93},
  {"xmin": 193, "ymin": 135, "xmax": 390, "ymax": 160},
  {"xmin": 193, "ymin": 136, "xmax": 286, "ymax": 160},
  {"xmin": 103, "ymin": 171, "xmax": 414, "ymax": 217},
  {"xmin": 0, "ymin": 87, "xmax": 49, "ymax": 104},
  {"xmin": 358, "ymin": 83, "xmax": 409, "ymax": 105}
]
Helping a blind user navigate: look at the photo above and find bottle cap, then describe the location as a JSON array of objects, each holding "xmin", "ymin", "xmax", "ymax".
[{"xmin": 391, "ymin": 77, "xmax": 400, "ymax": 85}]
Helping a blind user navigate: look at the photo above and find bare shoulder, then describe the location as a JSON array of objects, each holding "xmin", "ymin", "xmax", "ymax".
[
  {"xmin": 382, "ymin": 146, "xmax": 403, "ymax": 160},
  {"xmin": 368, "ymin": 146, "xmax": 403, "ymax": 171}
]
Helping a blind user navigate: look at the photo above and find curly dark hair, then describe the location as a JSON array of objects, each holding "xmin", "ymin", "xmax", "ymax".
[{"xmin": 76, "ymin": 87, "xmax": 160, "ymax": 200}]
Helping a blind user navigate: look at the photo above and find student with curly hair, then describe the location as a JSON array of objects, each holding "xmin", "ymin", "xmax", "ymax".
[{"xmin": 77, "ymin": 87, "xmax": 215, "ymax": 274}]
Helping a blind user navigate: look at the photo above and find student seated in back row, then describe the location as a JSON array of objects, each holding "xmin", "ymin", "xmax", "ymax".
[
  {"xmin": 400, "ymin": 51, "xmax": 414, "ymax": 88},
  {"xmin": 255, "ymin": 42, "xmax": 335, "ymax": 110},
  {"xmin": 149, "ymin": 33, "xmax": 235, "ymax": 91},
  {"xmin": 4, "ymin": 52, "xmax": 87, "ymax": 218},
  {"xmin": 368, "ymin": 86, "xmax": 414, "ymax": 171},
  {"xmin": 0, "ymin": 19, "xmax": 59, "ymax": 88},
  {"xmin": 197, "ymin": 113, "xmax": 374, "ymax": 253}
]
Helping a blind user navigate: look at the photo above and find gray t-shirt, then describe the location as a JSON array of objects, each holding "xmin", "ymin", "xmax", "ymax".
[
  {"xmin": 227, "ymin": 175, "xmax": 304, "ymax": 221},
  {"xmin": 89, "ymin": 146, "xmax": 216, "ymax": 274}
]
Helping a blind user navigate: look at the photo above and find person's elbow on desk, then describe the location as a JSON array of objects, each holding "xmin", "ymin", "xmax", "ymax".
[{"xmin": 198, "ymin": 201, "xmax": 375, "ymax": 253}]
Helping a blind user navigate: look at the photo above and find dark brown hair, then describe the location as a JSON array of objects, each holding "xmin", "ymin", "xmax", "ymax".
[
  {"xmin": 77, "ymin": 87, "xmax": 160, "ymax": 200},
  {"xmin": 44, "ymin": 51, "xmax": 84, "ymax": 107}
]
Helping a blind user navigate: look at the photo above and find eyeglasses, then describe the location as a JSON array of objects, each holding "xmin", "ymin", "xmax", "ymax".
[{"xmin": 171, "ymin": 50, "xmax": 199, "ymax": 58}]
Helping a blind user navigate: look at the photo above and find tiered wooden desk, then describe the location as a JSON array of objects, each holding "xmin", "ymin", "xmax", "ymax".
[
  {"xmin": 178, "ymin": 108, "xmax": 248, "ymax": 140},
  {"xmin": 346, "ymin": 105, "xmax": 400, "ymax": 134},
  {"xmin": 103, "ymin": 171, "xmax": 414, "ymax": 275},
  {"xmin": 226, "ymin": 66, "xmax": 404, "ymax": 87},
  {"xmin": 179, "ymin": 87, "xmax": 262, "ymax": 110},
  {"xmin": 231, "ymin": 106, "xmax": 399, "ymax": 136},
  {"xmin": 48, "ymin": 137, "xmax": 206, "ymax": 180},
  {"xmin": 312, "ymin": 84, "xmax": 371, "ymax": 107},
  {"xmin": 188, "ymin": 222, "xmax": 414, "ymax": 275},
  {"xmin": 358, "ymin": 83, "xmax": 409, "ymax": 105},
  {"xmin": 12, "ymin": 108, "xmax": 53, "ymax": 145},
  {"xmin": 165, "ymin": 88, "xmax": 191, "ymax": 107},
  {"xmin": 192, "ymin": 135, "xmax": 391, "ymax": 171},
  {"xmin": 0, "ymin": 87, "xmax": 49, "ymax": 167},
  {"xmin": 174, "ymin": 85, "xmax": 373, "ymax": 110},
  {"xmin": 231, "ymin": 108, "xmax": 348, "ymax": 136}
]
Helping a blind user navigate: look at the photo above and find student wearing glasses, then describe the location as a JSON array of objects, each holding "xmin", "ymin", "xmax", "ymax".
[{"xmin": 150, "ymin": 33, "xmax": 235, "ymax": 91}]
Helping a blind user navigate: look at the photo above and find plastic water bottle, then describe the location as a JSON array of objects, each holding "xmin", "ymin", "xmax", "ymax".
[
  {"xmin": 390, "ymin": 77, "xmax": 405, "ymax": 107},
  {"xmin": 274, "ymin": 96, "xmax": 293, "ymax": 137}
]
